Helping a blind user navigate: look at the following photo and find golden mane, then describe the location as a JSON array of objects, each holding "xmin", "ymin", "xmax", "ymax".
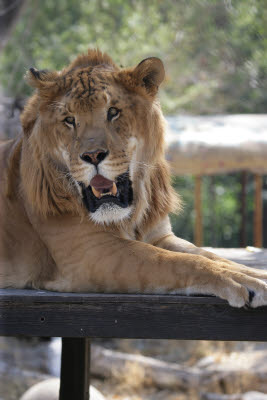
[
  {"xmin": 65, "ymin": 48, "xmax": 119, "ymax": 72},
  {"xmin": 19, "ymin": 129, "xmax": 81, "ymax": 218}
]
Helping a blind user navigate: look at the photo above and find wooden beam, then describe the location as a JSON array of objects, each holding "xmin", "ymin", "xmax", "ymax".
[
  {"xmin": 59, "ymin": 338, "xmax": 90, "ymax": 400},
  {"xmin": 209, "ymin": 176, "xmax": 216, "ymax": 247},
  {"xmin": 0, "ymin": 0, "xmax": 26, "ymax": 52},
  {"xmin": 194, "ymin": 175, "xmax": 203, "ymax": 246},
  {"xmin": 2, "ymin": 287, "xmax": 267, "ymax": 341},
  {"xmin": 254, "ymin": 174, "xmax": 263, "ymax": 248},
  {"xmin": 240, "ymin": 171, "xmax": 247, "ymax": 247}
]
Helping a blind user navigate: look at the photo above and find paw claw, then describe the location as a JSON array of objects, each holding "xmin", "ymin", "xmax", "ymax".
[
  {"xmin": 248, "ymin": 289, "xmax": 255, "ymax": 304},
  {"xmin": 244, "ymin": 289, "xmax": 257, "ymax": 309}
]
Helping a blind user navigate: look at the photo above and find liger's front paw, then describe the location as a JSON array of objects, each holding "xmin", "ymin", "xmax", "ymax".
[{"xmin": 217, "ymin": 270, "xmax": 267, "ymax": 308}]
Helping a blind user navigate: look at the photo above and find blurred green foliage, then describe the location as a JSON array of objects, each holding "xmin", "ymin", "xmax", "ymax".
[
  {"xmin": 170, "ymin": 174, "xmax": 262, "ymax": 247},
  {"xmin": 0, "ymin": 0, "xmax": 267, "ymax": 114}
]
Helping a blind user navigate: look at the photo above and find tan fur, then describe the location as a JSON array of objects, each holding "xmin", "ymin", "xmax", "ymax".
[{"xmin": 1, "ymin": 49, "xmax": 267, "ymax": 308}]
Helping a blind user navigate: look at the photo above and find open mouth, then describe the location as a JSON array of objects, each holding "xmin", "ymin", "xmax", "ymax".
[{"xmin": 79, "ymin": 172, "xmax": 133, "ymax": 213}]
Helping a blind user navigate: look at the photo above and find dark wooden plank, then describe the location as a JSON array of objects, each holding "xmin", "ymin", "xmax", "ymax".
[
  {"xmin": 1, "ymin": 292, "xmax": 267, "ymax": 340},
  {"xmin": 59, "ymin": 338, "xmax": 90, "ymax": 400},
  {"xmin": 0, "ymin": 288, "xmax": 226, "ymax": 304}
]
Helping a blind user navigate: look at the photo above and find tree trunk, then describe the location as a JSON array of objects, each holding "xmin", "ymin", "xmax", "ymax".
[
  {"xmin": 0, "ymin": 0, "xmax": 27, "ymax": 53},
  {"xmin": 90, "ymin": 345, "xmax": 267, "ymax": 394}
]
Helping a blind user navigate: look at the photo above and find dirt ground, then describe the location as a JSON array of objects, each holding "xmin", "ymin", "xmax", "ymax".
[{"xmin": 2, "ymin": 336, "xmax": 267, "ymax": 400}]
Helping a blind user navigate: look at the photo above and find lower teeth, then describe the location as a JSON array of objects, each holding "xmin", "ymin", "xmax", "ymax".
[
  {"xmin": 91, "ymin": 182, "xmax": 118, "ymax": 199},
  {"xmin": 100, "ymin": 192, "xmax": 112, "ymax": 197}
]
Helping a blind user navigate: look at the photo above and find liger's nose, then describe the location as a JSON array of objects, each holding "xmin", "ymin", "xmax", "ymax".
[{"xmin": 80, "ymin": 150, "xmax": 109, "ymax": 166}]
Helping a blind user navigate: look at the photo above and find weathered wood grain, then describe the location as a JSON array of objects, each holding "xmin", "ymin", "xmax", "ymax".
[{"xmin": 0, "ymin": 290, "xmax": 267, "ymax": 340}]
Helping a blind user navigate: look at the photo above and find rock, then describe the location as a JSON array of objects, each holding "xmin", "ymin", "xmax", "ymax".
[
  {"xmin": 201, "ymin": 394, "xmax": 241, "ymax": 400},
  {"xmin": 243, "ymin": 392, "xmax": 267, "ymax": 400},
  {"xmin": 201, "ymin": 392, "xmax": 267, "ymax": 400},
  {"xmin": 19, "ymin": 379, "xmax": 105, "ymax": 400}
]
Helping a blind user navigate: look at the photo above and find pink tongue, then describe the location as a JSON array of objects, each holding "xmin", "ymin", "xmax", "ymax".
[{"xmin": 90, "ymin": 174, "xmax": 114, "ymax": 191}]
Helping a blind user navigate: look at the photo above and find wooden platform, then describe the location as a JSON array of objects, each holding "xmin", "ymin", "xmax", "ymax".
[{"xmin": 1, "ymin": 248, "xmax": 267, "ymax": 400}]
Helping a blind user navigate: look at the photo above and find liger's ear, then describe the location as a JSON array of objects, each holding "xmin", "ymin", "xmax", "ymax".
[
  {"xmin": 132, "ymin": 57, "xmax": 165, "ymax": 96},
  {"xmin": 25, "ymin": 67, "xmax": 59, "ymax": 90}
]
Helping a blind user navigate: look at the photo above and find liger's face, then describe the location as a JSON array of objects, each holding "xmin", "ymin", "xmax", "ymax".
[{"xmin": 47, "ymin": 67, "xmax": 147, "ymax": 224}]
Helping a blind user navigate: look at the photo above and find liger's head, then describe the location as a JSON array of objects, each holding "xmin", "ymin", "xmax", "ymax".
[{"xmin": 21, "ymin": 49, "xmax": 172, "ymax": 226}]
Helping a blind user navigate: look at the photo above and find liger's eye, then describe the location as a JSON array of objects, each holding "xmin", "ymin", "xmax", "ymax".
[
  {"xmin": 107, "ymin": 107, "xmax": 120, "ymax": 122},
  {"xmin": 64, "ymin": 116, "xmax": 75, "ymax": 126}
]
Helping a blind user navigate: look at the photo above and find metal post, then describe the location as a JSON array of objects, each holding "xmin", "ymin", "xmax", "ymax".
[{"xmin": 59, "ymin": 338, "xmax": 91, "ymax": 400}]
